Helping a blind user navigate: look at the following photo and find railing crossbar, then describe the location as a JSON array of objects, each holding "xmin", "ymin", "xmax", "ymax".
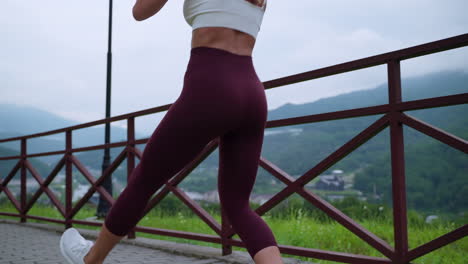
[
  {"xmin": 142, "ymin": 140, "xmax": 218, "ymax": 216},
  {"xmin": 262, "ymin": 34, "xmax": 468, "ymax": 90},
  {"xmin": 279, "ymin": 244, "xmax": 393, "ymax": 264},
  {"xmin": 24, "ymin": 160, "xmax": 65, "ymax": 217},
  {"xmin": 0, "ymin": 160, "xmax": 22, "ymax": 186},
  {"xmin": 256, "ymin": 115, "xmax": 389, "ymax": 217},
  {"xmin": 406, "ymin": 224, "xmax": 468, "ymax": 262},
  {"xmin": 24, "ymin": 156, "xmax": 66, "ymax": 214},
  {"xmin": 170, "ymin": 185, "xmax": 222, "ymax": 235},
  {"xmin": 259, "ymin": 153, "xmax": 395, "ymax": 258},
  {"xmin": 68, "ymin": 150, "xmax": 126, "ymax": 218},
  {"xmin": 71, "ymin": 156, "xmax": 115, "ymax": 206},
  {"xmin": 1, "ymin": 33, "xmax": 467, "ymax": 263},
  {"xmin": 399, "ymin": 113, "xmax": 468, "ymax": 153},
  {"xmin": 0, "ymin": 93, "xmax": 466, "ymax": 162}
]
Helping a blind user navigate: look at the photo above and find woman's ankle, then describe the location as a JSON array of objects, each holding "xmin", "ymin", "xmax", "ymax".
[{"xmin": 83, "ymin": 247, "xmax": 103, "ymax": 264}]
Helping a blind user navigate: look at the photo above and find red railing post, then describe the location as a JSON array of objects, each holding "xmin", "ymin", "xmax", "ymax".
[
  {"xmin": 221, "ymin": 205, "xmax": 233, "ymax": 255},
  {"xmin": 127, "ymin": 117, "xmax": 136, "ymax": 239},
  {"xmin": 65, "ymin": 130, "xmax": 73, "ymax": 228},
  {"xmin": 20, "ymin": 138, "xmax": 27, "ymax": 223},
  {"xmin": 0, "ymin": 34, "xmax": 465, "ymax": 263},
  {"xmin": 388, "ymin": 59, "xmax": 409, "ymax": 263}
]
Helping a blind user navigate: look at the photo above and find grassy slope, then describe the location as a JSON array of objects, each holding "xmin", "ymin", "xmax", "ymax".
[{"xmin": 0, "ymin": 204, "xmax": 465, "ymax": 264}]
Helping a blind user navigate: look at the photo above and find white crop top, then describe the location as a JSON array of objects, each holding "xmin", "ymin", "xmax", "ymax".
[{"xmin": 183, "ymin": 0, "xmax": 267, "ymax": 39}]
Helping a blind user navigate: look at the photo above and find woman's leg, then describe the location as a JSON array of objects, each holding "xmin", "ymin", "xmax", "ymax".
[
  {"xmin": 103, "ymin": 97, "xmax": 220, "ymax": 236},
  {"xmin": 254, "ymin": 246, "xmax": 284, "ymax": 264},
  {"xmin": 81, "ymin": 46, "xmax": 283, "ymax": 263},
  {"xmin": 83, "ymin": 223, "xmax": 123, "ymax": 264},
  {"xmin": 217, "ymin": 102, "xmax": 283, "ymax": 263},
  {"xmin": 83, "ymin": 96, "xmax": 222, "ymax": 263}
]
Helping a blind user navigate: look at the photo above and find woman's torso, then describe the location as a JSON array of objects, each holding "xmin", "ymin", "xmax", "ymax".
[
  {"xmin": 187, "ymin": 0, "xmax": 266, "ymax": 56},
  {"xmin": 191, "ymin": 27, "xmax": 256, "ymax": 56}
]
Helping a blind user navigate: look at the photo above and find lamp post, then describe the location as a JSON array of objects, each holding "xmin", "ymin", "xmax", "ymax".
[{"xmin": 97, "ymin": 0, "xmax": 114, "ymax": 218}]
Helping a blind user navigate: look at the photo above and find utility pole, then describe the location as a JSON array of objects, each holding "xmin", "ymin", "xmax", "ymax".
[{"xmin": 97, "ymin": 0, "xmax": 113, "ymax": 218}]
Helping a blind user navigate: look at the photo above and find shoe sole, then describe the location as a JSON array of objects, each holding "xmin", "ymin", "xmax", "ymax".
[{"xmin": 60, "ymin": 229, "xmax": 77, "ymax": 264}]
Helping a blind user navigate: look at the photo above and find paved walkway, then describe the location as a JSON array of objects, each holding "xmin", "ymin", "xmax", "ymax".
[
  {"xmin": 0, "ymin": 222, "xmax": 225, "ymax": 264},
  {"xmin": 0, "ymin": 220, "xmax": 313, "ymax": 264}
]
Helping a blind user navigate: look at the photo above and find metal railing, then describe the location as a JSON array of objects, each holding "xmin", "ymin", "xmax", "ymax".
[{"xmin": 1, "ymin": 33, "xmax": 467, "ymax": 264}]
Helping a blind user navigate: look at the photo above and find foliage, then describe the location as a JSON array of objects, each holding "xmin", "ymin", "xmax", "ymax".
[
  {"xmin": 1, "ymin": 71, "xmax": 467, "ymax": 216},
  {"xmin": 0, "ymin": 201, "xmax": 466, "ymax": 264}
]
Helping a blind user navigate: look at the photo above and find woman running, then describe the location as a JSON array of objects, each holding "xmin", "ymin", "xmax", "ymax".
[{"xmin": 59, "ymin": 0, "xmax": 283, "ymax": 263}]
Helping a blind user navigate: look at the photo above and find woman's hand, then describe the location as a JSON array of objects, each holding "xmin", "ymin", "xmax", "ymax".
[{"xmin": 133, "ymin": 0, "xmax": 169, "ymax": 21}]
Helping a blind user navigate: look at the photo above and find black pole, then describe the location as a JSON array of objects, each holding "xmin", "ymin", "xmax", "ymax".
[{"xmin": 97, "ymin": 0, "xmax": 113, "ymax": 218}]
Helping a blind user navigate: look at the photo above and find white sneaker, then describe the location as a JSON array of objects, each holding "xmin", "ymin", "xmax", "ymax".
[{"xmin": 60, "ymin": 227, "xmax": 94, "ymax": 264}]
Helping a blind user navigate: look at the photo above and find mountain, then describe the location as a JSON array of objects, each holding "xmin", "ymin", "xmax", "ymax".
[
  {"xmin": 260, "ymin": 70, "xmax": 467, "ymax": 176},
  {"xmin": 0, "ymin": 145, "xmax": 50, "ymax": 183},
  {"xmin": 184, "ymin": 70, "xmax": 468, "ymax": 213},
  {"xmin": 1, "ymin": 70, "xmax": 466, "ymax": 213},
  {"xmin": 0, "ymin": 103, "xmax": 145, "ymax": 163},
  {"xmin": 261, "ymin": 70, "xmax": 468, "ymax": 213},
  {"xmin": 267, "ymin": 70, "xmax": 468, "ymax": 121},
  {"xmin": 0, "ymin": 104, "xmax": 76, "ymax": 135}
]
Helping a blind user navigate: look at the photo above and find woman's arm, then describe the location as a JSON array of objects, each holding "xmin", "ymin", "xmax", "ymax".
[{"xmin": 133, "ymin": 0, "xmax": 169, "ymax": 21}]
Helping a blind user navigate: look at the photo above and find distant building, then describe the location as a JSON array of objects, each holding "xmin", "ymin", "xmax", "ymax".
[
  {"xmin": 314, "ymin": 170, "xmax": 344, "ymax": 191},
  {"xmin": 184, "ymin": 191, "xmax": 204, "ymax": 201},
  {"xmin": 264, "ymin": 128, "xmax": 303, "ymax": 136},
  {"xmin": 202, "ymin": 190, "xmax": 220, "ymax": 203},
  {"xmin": 182, "ymin": 189, "xmax": 274, "ymax": 206},
  {"xmin": 250, "ymin": 194, "xmax": 274, "ymax": 205},
  {"xmin": 332, "ymin": 169, "xmax": 343, "ymax": 174},
  {"xmin": 326, "ymin": 195, "xmax": 345, "ymax": 201}
]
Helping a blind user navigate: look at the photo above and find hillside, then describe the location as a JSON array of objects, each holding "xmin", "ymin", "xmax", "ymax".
[
  {"xmin": 1, "ymin": 70, "xmax": 466, "ymax": 214},
  {"xmin": 0, "ymin": 146, "xmax": 50, "ymax": 182},
  {"xmin": 0, "ymin": 103, "xmax": 143, "ymax": 151},
  {"xmin": 183, "ymin": 70, "xmax": 468, "ymax": 213}
]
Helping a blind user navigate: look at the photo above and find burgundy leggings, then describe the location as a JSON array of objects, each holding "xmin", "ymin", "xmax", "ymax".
[{"xmin": 104, "ymin": 46, "xmax": 278, "ymax": 259}]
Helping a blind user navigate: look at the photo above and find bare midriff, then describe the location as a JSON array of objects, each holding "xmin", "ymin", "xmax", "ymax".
[{"xmin": 191, "ymin": 27, "xmax": 256, "ymax": 56}]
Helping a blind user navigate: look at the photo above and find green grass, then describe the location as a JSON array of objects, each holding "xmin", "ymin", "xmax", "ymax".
[{"xmin": 0, "ymin": 203, "xmax": 466, "ymax": 264}]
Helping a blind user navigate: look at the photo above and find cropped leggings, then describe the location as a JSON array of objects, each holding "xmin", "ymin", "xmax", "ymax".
[{"xmin": 104, "ymin": 46, "xmax": 278, "ymax": 259}]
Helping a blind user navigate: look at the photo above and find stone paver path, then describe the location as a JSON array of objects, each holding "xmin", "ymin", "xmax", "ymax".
[
  {"xmin": 0, "ymin": 220, "xmax": 314, "ymax": 264},
  {"xmin": 0, "ymin": 222, "xmax": 230, "ymax": 264}
]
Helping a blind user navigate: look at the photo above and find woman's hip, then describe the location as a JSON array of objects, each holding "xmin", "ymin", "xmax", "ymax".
[{"xmin": 175, "ymin": 46, "xmax": 267, "ymax": 130}]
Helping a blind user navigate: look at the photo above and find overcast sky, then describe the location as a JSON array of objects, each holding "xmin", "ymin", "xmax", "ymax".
[{"xmin": 1, "ymin": 0, "xmax": 467, "ymax": 135}]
